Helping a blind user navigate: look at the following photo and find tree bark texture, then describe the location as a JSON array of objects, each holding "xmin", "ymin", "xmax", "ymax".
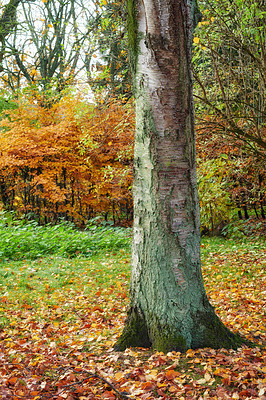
[{"xmin": 114, "ymin": 0, "xmax": 244, "ymax": 352}]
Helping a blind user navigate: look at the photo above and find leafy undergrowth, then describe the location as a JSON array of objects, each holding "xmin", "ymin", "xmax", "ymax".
[
  {"xmin": 0, "ymin": 217, "xmax": 131, "ymax": 260},
  {"xmin": 0, "ymin": 238, "xmax": 265, "ymax": 400}
]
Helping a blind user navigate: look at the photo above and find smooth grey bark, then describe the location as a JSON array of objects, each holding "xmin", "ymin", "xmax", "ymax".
[{"xmin": 114, "ymin": 0, "xmax": 244, "ymax": 352}]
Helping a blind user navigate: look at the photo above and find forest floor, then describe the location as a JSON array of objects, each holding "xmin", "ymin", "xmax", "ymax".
[{"xmin": 0, "ymin": 236, "xmax": 265, "ymax": 400}]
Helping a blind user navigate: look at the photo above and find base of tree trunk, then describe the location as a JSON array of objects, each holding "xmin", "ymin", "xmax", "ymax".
[{"xmin": 114, "ymin": 305, "xmax": 247, "ymax": 353}]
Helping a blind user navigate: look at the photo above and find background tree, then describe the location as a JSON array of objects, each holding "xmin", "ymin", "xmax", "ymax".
[
  {"xmin": 0, "ymin": 0, "xmax": 22, "ymax": 72},
  {"xmin": 114, "ymin": 0, "xmax": 244, "ymax": 353},
  {"xmin": 193, "ymin": 0, "xmax": 266, "ymax": 157},
  {"xmin": 0, "ymin": 0, "xmax": 132, "ymax": 103},
  {"xmin": 192, "ymin": 0, "xmax": 265, "ymax": 225},
  {"xmin": 196, "ymin": 127, "xmax": 265, "ymax": 234},
  {"xmin": 0, "ymin": 0, "xmax": 96, "ymax": 104},
  {"xmin": 86, "ymin": 0, "xmax": 132, "ymax": 98}
]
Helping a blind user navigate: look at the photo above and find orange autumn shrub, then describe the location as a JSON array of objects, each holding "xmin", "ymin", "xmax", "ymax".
[{"xmin": 0, "ymin": 92, "xmax": 134, "ymax": 226}]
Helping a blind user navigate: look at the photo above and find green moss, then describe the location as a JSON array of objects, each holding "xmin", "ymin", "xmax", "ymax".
[
  {"xmin": 114, "ymin": 307, "xmax": 189, "ymax": 353},
  {"xmin": 114, "ymin": 307, "xmax": 151, "ymax": 351},
  {"xmin": 114, "ymin": 303, "xmax": 252, "ymax": 353},
  {"xmin": 191, "ymin": 307, "xmax": 250, "ymax": 350},
  {"xmin": 148, "ymin": 315, "xmax": 189, "ymax": 353},
  {"xmin": 127, "ymin": 0, "xmax": 138, "ymax": 74},
  {"xmin": 153, "ymin": 332, "xmax": 188, "ymax": 353}
]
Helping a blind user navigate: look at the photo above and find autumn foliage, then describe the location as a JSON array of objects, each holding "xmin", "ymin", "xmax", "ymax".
[
  {"xmin": 0, "ymin": 88, "xmax": 264, "ymax": 232},
  {"xmin": 196, "ymin": 123, "xmax": 265, "ymax": 234},
  {"xmin": 0, "ymin": 92, "xmax": 134, "ymax": 226}
]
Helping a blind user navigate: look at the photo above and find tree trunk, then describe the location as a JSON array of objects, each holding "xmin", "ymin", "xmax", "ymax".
[{"xmin": 114, "ymin": 0, "xmax": 244, "ymax": 353}]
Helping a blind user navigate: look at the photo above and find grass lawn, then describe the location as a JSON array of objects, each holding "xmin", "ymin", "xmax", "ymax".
[{"xmin": 0, "ymin": 235, "xmax": 265, "ymax": 399}]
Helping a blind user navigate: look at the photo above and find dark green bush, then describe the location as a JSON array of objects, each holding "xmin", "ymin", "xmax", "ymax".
[{"xmin": 0, "ymin": 212, "xmax": 131, "ymax": 261}]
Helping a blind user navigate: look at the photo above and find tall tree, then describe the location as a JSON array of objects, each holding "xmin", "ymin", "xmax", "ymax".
[
  {"xmin": 0, "ymin": 0, "xmax": 22, "ymax": 72},
  {"xmin": 0, "ymin": 0, "xmax": 95, "ymax": 99},
  {"xmin": 193, "ymin": 0, "xmax": 266, "ymax": 158},
  {"xmin": 114, "ymin": 0, "xmax": 245, "ymax": 352},
  {"xmin": 86, "ymin": 0, "xmax": 132, "ymax": 98}
]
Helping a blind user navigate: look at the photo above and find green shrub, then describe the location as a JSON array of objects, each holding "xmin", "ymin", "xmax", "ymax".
[
  {"xmin": 0, "ymin": 212, "xmax": 131, "ymax": 261},
  {"xmin": 197, "ymin": 155, "xmax": 234, "ymax": 234},
  {"xmin": 222, "ymin": 217, "xmax": 265, "ymax": 239}
]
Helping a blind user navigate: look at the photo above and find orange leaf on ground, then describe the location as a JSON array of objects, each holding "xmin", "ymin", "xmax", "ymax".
[
  {"xmin": 141, "ymin": 381, "xmax": 155, "ymax": 390},
  {"xmin": 165, "ymin": 370, "xmax": 180, "ymax": 380},
  {"xmin": 102, "ymin": 391, "xmax": 116, "ymax": 399}
]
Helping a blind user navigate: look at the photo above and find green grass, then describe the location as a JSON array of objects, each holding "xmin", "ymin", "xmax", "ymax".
[
  {"xmin": 0, "ymin": 251, "xmax": 131, "ymax": 312},
  {"xmin": 0, "ymin": 212, "xmax": 264, "ymax": 323},
  {"xmin": 200, "ymin": 236, "xmax": 265, "ymax": 294},
  {"xmin": 0, "ymin": 230, "xmax": 264, "ymax": 314},
  {"xmin": 201, "ymin": 235, "xmax": 265, "ymax": 259}
]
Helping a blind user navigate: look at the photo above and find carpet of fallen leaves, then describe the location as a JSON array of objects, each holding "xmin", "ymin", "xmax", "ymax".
[{"xmin": 0, "ymin": 239, "xmax": 265, "ymax": 400}]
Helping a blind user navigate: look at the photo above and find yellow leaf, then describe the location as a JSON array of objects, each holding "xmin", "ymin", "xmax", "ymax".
[
  {"xmin": 186, "ymin": 349, "xmax": 195, "ymax": 357},
  {"xmin": 194, "ymin": 357, "xmax": 201, "ymax": 363},
  {"xmin": 214, "ymin": 368, "xmax": 221, "ymax": 376},
  {"xmin": 193, "ymin": 37, "xmax": 200, "ymax": 44},
  {"xmin": 169, "ymin": 386, "xmax": 178, "ymax": 392},
  {"xmin": 157, "ymin": 382, "xmax": 167, "ymax": 388},
  {"xmin": 149, "ymin": 369, "xmax": 158, "ymax": 378},
  {"xmin": 114, "ymin": 372, "xmax": 123, "ymax": 380}
]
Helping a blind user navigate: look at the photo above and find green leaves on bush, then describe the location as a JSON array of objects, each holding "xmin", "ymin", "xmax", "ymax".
[
  {"xmin": 0, "ymin": 212, "xmax": 131, "ymax": 261},
  {"xmin": 197, "ymin": 156, "xmax": 234, "ymax": 234}
]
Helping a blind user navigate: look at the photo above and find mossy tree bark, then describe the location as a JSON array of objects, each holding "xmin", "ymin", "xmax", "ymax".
[{"xmin": 114, "ymin": 0, "xmax": 244, "ymax": 353}]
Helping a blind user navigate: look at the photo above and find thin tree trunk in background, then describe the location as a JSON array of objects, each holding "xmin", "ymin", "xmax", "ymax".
[
  {"xmin": 114, "ymin": 0, "xmax": 245, "ymax": 352},
  {"xmin": 259, "ymin": 174, "xmax": 265, "ymax": 219}
]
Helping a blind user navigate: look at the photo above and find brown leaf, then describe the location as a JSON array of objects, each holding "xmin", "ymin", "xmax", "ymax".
[{"xmin": 165, "ymin": 370, "xmax": 180, "ymax": 380}]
